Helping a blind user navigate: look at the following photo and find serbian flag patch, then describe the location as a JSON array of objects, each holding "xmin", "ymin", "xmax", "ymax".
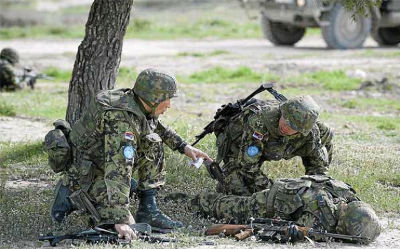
[
  {"xmin": 125, "ymin": 132, "xmax": 135, "ymax": 141},
  {"xmin": 252, "ymin": 131, "xmax": 264, "ymax": 140}
]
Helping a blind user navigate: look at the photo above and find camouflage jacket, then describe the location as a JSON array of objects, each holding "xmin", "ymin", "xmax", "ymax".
[
  {"xmin": 0, "ymin": 59, "xmax": 20, "ymax": 91},
  {"xmin": 217, "ymin": 100, "xmax": 332, "ymax": 175},
  {"xmin": 69, "ymin": 88, "xmax": 186, "ymax": 224}
]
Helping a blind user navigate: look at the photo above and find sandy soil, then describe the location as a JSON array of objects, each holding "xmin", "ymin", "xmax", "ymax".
[
  {"xmin": 0, "ymin": 116, "xmax": 51, "ymax": 142},
  {"xmin": 0, "ymin": 36, "xmax": 399, "ymax": 78}
]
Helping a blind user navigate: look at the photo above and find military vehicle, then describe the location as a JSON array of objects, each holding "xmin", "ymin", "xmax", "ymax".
[{"xmin": 240, "ymin": 0, "xmax": 400, "ymax": 49}]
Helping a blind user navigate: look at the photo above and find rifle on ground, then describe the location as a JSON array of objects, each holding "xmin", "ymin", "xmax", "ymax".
[
  {"xmin": 205, "ymin": 218, "xmax": 370, "ymax": 244},
  {"xmin": 22, "ymin": 68, "xmax": 54, "ymax": 89},
  {"xmin": 39, "ymin": 223, "xmax": 177, "ymax": 247}
]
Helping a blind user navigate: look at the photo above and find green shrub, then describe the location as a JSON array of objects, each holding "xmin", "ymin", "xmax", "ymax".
[{"xmin": 0, "ymin": 101, "xmax": 16, "ymax": 117}]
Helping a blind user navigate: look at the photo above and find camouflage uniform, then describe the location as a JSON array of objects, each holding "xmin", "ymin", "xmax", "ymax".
[
  {"xmin": 191, "ymin": 175, "xmax": 381, "ymax": 242},
  {"xmin": 215, "ymin": 97, "xmax": 333, "ymax": 195},
  {"xmin": 0, "ymin": 48, "xmax": 22, "ymax": 91},
  {"xmin": 56, "ymin": 70, "xmax": 187, "ymax": 226}
]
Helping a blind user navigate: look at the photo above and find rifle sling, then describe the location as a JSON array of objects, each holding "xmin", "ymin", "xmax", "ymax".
[{"xmin": 265, "ymin": 181, "xmax": 282, "ymax": 217}]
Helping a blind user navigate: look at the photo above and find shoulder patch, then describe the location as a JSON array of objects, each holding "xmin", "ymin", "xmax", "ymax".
[
  {"xmin": 123, "ymin": 145, "xmax": 135, "ymax": 160},
  {"xmin": 252, "ymin": 131, "xmax": 264, "ymax": 140},
  {"xmin": 124, "ymin": 131, "xmax": 135, "ymax": 141}
]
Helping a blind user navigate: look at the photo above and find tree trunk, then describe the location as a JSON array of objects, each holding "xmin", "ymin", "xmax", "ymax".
[{"xmin": 66, "ymin": 0, "xmax": 134, "ymax": 126}]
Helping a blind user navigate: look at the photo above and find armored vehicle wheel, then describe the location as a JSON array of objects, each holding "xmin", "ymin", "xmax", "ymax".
[
  {"xmin": 261, "ymin": 14, "xmax": 306, "ymax": 46},
  {"xmin": 371, "ymin": 27, "xmax": 400, "ymax": 46},
  {"xmin": 321, "ymin": 3, "xmax": 371, "ymax": 49}
]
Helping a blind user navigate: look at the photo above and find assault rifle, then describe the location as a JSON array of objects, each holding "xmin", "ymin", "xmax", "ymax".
[
  {"xmin": 192, "ymin": 83, "xmax": 286, "ymax": 147},
  {"xmin": 22, "ymin": 68, "xmax": 53, "ymax": 89},
  {"xmin": 205, "ymin": 218, "xmax": 370, "ymax": 244},
  {"xmin": 39, "ymin": 223, "xmax": 177, "ymax": 247}
]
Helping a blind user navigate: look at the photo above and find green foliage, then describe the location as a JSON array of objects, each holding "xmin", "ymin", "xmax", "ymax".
[
  {"xmin": 179, "ymin": 66, "xmax": 278, "ymax": 84},
  {"xmin": 0, "ymin": 25, "xmax": 85, "ymax": 40},
  {"xmin": 0, "ymin": 101, "xmax": 16, "ymax": 116},
  {"xmin": 340, "ymin": 0, "xmax": 383, "ymax": 15},
  {"xmin": 116, "ymin": 67, "xmax": 138, "ymax": 88},
  {"xmin": 336, "ymin": 97, "xmax": 400, "ymax": 112},
  {"xmin": 0, "ymin": 141, "xmax": 47, "ymax": 166},
  {"xmin": 178, "ymin": 50, "xmax": 229, "ymax": 57},
  {"xmin": 287, "ymin": 70, "xmax": 362, "ymax": 91},
  {"xmin": 341, "ymin": 99, "xmax": 357, "ymax": 109},
  {"xmin": 377, "ymin": 120, "xmax": 397, "ymax": 131},
  {"xmin": 0, "ymin": 87, "xmax": 67, "ymax": 120},
  {"xmin": 358, "ymin": 49, "xmax": 400, "ymax": 58},
  {"xmin": 42, "ymin": 67, "xmax": 71, "ymax": 82}
]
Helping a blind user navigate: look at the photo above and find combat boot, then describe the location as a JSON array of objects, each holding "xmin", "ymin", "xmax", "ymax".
[
  {"xmin": 50, "ymin": 179, "xmax": 74, "ymax": 223},
  {"xmin": 135, "ymin": 189, "xmax": 183, "ymax": 230}
]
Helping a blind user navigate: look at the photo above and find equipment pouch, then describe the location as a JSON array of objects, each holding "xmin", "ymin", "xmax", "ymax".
[
  {"xmin": 273, "ymin": 179, "xmax": 310, "ymax": 219},
  {"xmin": 78, "ymin": 159, "xmax": 95, "ymax": 192},
  {"xmin": 45, "ymin": 127, "xmax": 72, "ymax": 173},
  {"xmin": 69, "ymin": 189, "xmax": 101, "ymax": 223}
]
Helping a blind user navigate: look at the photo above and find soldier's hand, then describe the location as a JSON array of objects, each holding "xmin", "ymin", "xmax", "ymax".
[
  {"xmin": 115, "ymin": 224, "xmax": 137, "ymax": 241},
  {"xmin": 184, "ymin": 145, "xmax": 213, "ymax": 162}
]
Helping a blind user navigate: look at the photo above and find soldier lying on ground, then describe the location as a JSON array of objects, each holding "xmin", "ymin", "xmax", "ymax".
[
  {"xmin": 46, "ymin": 68, "xmax": 212, "ymax": 241},
  {"xmin": 187, "ymin": 175, "xmax": 381, "ymax": 243},
  {"xmin": 0, "ymin": 47, "xmax": 49, "ymax": 90},
  {"xmin": 213, "ymin": 95, "xmax": 334, "ymax": 195}
]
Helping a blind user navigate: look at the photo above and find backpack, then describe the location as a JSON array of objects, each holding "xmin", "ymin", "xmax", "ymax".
[{"xmin": 44, "ymin": 119, "xmax": 72, "ymax": 173}]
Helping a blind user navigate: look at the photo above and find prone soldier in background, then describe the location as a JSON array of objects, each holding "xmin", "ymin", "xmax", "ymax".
[
  {"xmin": 212, "ymin": 94, "xmax": 334, "ymax": 195},
  {"xmin": 0, "ymin": 47, "xmax": 51, "ymax": 91},
  {"xmin": 46, "ymin": 68, "xmax": 211, "ymax": 241}
]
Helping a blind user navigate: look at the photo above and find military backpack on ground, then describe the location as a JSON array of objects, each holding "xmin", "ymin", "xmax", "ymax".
[{"xmin": 44, "ymin": 119, "xmax": 72, "ymax": 173}]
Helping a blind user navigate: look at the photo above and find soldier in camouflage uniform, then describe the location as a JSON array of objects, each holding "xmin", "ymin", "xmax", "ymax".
[
  {"xmin": 191, "ymin": 175, "xmax": 381, "ymax": 243},
  {"xmin": 214, "ymin": 95, "xmax": 333, "ymax": 195},
  {"xmin": 0, "ymin": 48, "xmax": 23, "ymax": 91},
  {"xmin": 50, "ymin": 68, "xmax": 211, "ymax": 240}
]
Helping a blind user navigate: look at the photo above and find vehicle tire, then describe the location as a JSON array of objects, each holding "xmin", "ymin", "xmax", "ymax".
[
  {"xmin": 321, "ymin": 3, "xmax": 371, "ymax": 49},
  {"xmin": 261, "ymin": 14, "xmax": 306, "ymax": 46},
  {"xmin": 371, "ymin": 27, "xmax": 400, "ymax": 46}
]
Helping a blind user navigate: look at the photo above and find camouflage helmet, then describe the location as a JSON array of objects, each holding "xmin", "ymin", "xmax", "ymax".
[
  {"xmin": 133, "ymin": 68, "xmax": 178, "ymax": 104},
  {"xmin": 280, "ymin": 95, "xmax": 320, "ymax": 136},
  {"xmin": 0, "ymin": 48, "xmax": 19, "ymax": 65},
  {"xmin": 336, "ymin": 201, "xmax": 381, "ymax": 243}
]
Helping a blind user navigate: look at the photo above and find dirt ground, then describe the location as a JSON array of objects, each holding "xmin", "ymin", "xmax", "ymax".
[{"xmin": 1, "ymin": 34, "xmax": 400, "ymax": 248}]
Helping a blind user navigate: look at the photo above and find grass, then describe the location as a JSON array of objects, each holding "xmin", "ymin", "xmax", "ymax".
[
  {"xmin": 286, "ymin": 70, "xmax": 363, "ymax": 91},
  {"xmin": 0, "ymin": 18, "xmax": 261, "ymax": 40},
  {"xmin": 0, "ymin": 141, "xmax": 47, "ymax": 167},
  {"xmin": 357, "ymin": 49, "xmax": 400, "ymax": 58},
  {"xmin": 336, "ymin": 98, "xmax": 400, "ymax": 112},
  {"xmin": 177, "ymin": 50, "xmax": 229, "ymax": 58},
  {"xmin": 42, "ymin": 67, "xmax": 72, "ymax": 83},
  {"xmin": 178, "ymin": 66, "xmax": 279, "ymax": 84},
  {"xmin": 0, "ymin": 101, "xmax": 16, "ymax": 116},
  {"xmin": 1, "ymin": 64, "xmax": 400, "ymax": 246}
]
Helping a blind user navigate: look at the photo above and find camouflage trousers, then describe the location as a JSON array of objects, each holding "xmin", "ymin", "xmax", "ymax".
[
  {"xmin": 216, "ymin": 159, "xmax": 272, "ymax": 196},
  {"xmin": 191, "ymin": 189, "xmax": 269, "ymax": 224}
]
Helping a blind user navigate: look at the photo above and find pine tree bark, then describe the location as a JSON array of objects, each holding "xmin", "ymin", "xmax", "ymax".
[{"xmin": 66, "ymin": 0, "xmax": 134, "ymax": 126}]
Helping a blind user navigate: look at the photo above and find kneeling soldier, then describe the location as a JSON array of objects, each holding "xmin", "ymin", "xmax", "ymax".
[{"xmin": 47, "ymin": 68, "xmax": 211, "ymax": 240}]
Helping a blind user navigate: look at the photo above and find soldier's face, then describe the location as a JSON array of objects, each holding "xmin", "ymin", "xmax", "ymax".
[
  {"xmin": 278, "ymin": 116, "xmax": 299, "ymax": 136},
  {"xmin": 154, "ymin": 99, "xmax": 171, "ymax": 117}
]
